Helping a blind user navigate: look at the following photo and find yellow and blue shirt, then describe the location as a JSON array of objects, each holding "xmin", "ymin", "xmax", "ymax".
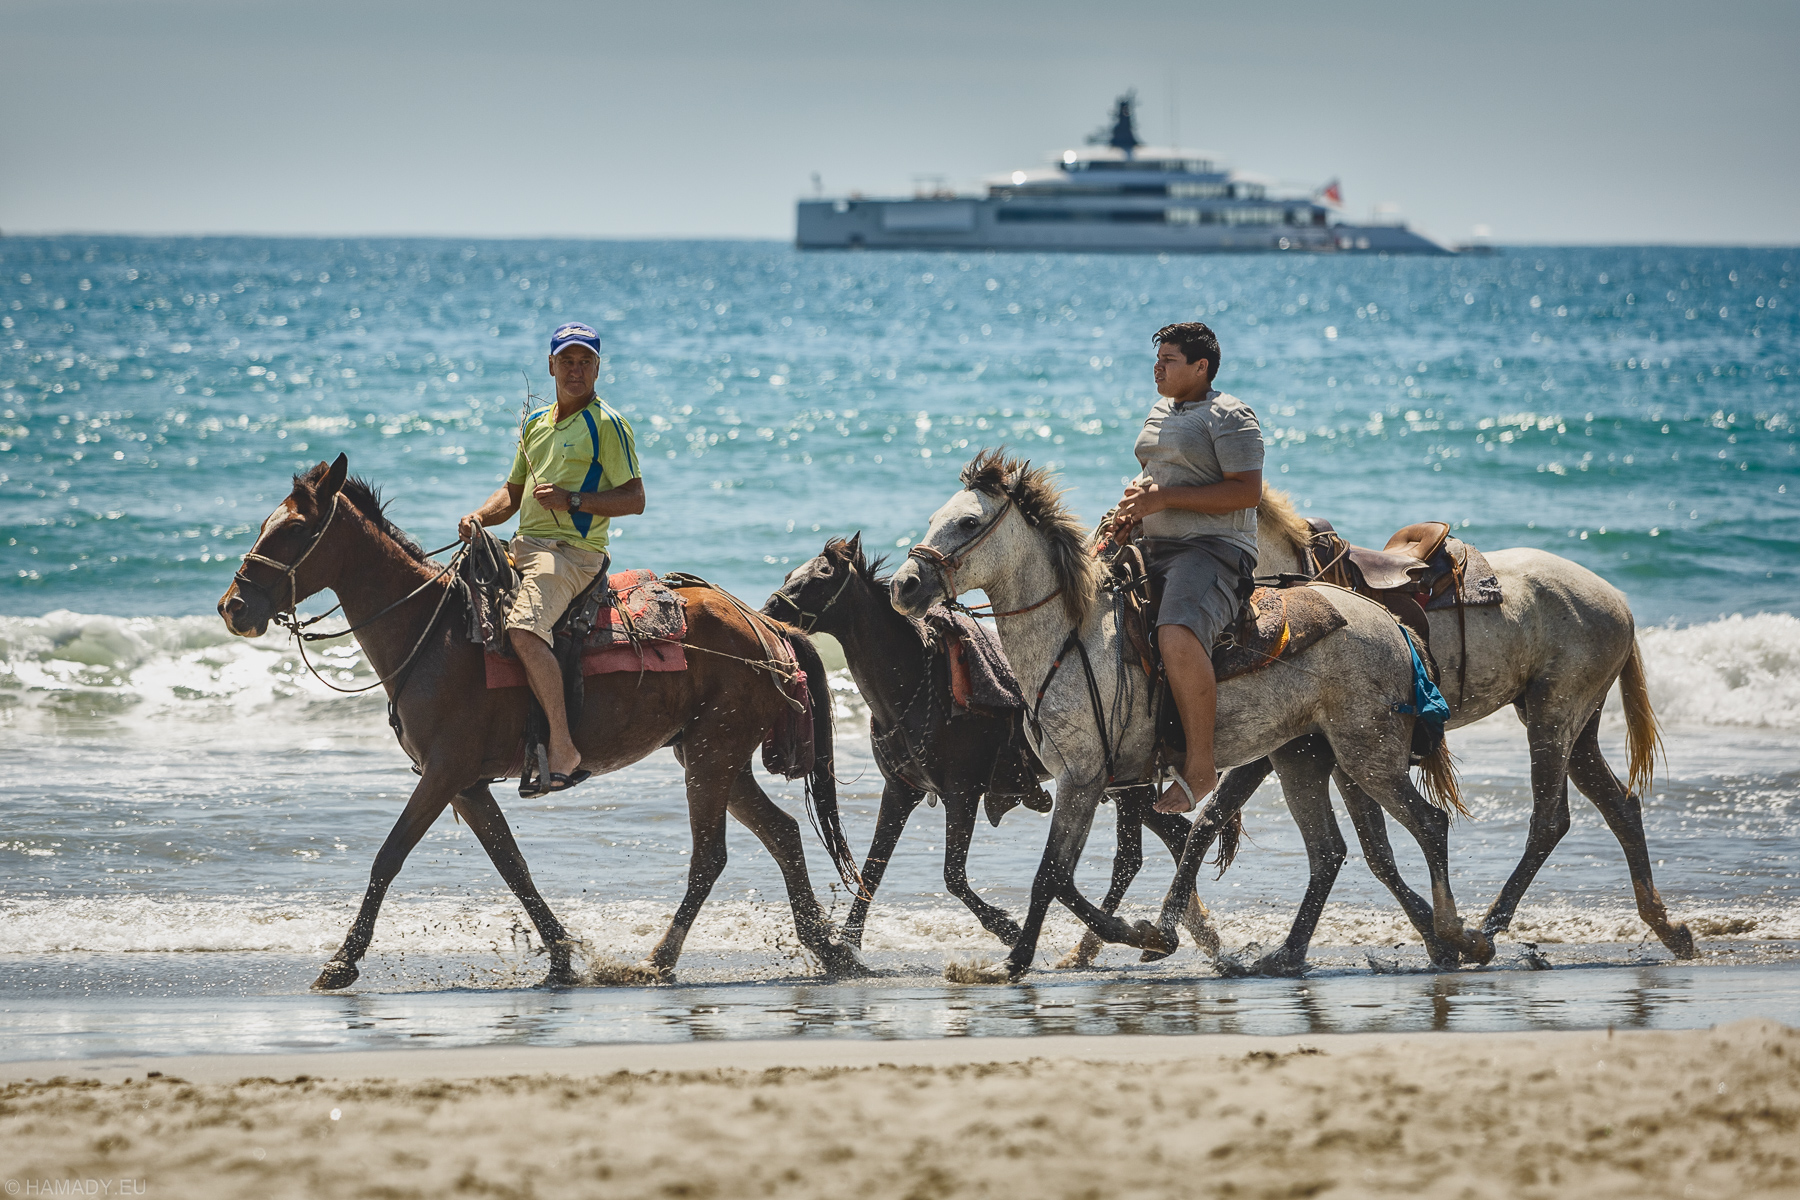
[{"xmin": 507, "ymin": 398, "xmax": 640, "ymax": 553}]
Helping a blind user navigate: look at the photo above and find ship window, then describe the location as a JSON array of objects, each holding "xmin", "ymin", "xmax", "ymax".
[
  {"xmin": 1168, "ymin": 182, "xmax": 1227, "ymax": 200},
  {"xmin": 1165, "ymin": 208, "xmax": 1200, "ymax": 225}
]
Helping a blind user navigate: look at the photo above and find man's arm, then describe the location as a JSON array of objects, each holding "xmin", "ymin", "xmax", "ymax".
[
  {"xmin": 1115, "ymin": 470, "xmax": 1261, "ymax": 525},
  {"xmin": 458, "ymin": 482, "xmax": 524, "ymax": 542},
  {"xmin": 531, "ymin": 476, "xmax": 645, "ymax": 517}
]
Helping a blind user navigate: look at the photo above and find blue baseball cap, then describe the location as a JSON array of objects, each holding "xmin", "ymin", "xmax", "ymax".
[{"xmin": 549, "ymin": 322, "xmax": 602, "ymax": 357}]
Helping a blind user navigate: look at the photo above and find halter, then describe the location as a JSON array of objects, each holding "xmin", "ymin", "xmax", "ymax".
[
  {"xmin": 767, "ymin": 559, "xmax": 856, "ymax": 634},
  {"xmin": 907, "ymin": 495, "xmax": 1063, "ymax": 620},
  {"xmin": 233, "ymin": 492, "xmax": 343, "ymax": 618}
]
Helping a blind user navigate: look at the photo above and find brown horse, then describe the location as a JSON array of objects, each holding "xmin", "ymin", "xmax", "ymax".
[{"xmin": 217, "ymin": 454, "xmax": 866, "ymax": 988}]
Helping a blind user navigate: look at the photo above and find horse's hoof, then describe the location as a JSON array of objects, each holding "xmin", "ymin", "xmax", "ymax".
[
  {"xmin": 945, "ymin": 958, "xmax": 1023, "ymax": 984},
  {"xmin": 1213, "ymin": 943, "xmax": 1264, "ymax": 978},
  {"xmin": 1664, "ymin": 923, "xmax": 1698, "ymax": 960},
  {"xmin": 991, "ymin": 922, "xmax": 1024, "ymax": 949},
  {"xmin": 312, "ymin": 960, "xmax": 360, "ymax": 991},
  {"xmin": 539, "ymin": 964, "xmax": 577, "ymax": 989},
  {"xmin": 1252, "ymin": 951, "xmax": 1306, "ymax": 978},
  {"xmin": 822, "ymin": 939, "xmax": 874, "ymax": 979},
  {"xmin": 1055, "ymin": 944, "xmax": 1100, "ymax": 970},
  {"xmin": 1460, "ymin": 930, "xmax": 1496, "ymax": 967},
  {"xmin": 1130, "ymin": 920, "xmax": 1179, "ymax": 958}
]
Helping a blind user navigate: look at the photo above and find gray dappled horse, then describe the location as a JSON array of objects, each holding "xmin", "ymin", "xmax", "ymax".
[
  {"xmin": 765, "ymin": 534, "xmax": 1220, "ymax": 959},
  {"xmin": 1242, "ymin": 490, "xmax": 1692, "ymax": 958},
  {"xmin": 890, "ymin": 450, "xmax": 1491, "ymax": 981}
]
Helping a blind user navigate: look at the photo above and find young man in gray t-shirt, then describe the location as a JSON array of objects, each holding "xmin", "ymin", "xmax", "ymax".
[{"xmin": 1114, "ymin": 322, "xmax": 1263, "ymax": 814}]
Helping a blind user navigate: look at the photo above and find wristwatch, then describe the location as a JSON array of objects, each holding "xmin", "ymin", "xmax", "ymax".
[{"xmin": 568, "ymin": 491, "xmax": 582, "ymax": 514}]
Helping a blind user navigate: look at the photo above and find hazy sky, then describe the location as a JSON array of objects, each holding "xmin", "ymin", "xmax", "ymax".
[{"xmin": 5, "ymin": 0, "xmax": 1797, "ymax": 244}]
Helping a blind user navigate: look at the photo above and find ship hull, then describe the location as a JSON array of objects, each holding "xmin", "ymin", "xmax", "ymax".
[{"xmin": 796, "ymin": 199, "xmax": 1450, "ymax": 255}]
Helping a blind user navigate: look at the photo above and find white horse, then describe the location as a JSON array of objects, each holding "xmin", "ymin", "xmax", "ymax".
[
  {"xmin": 1234, "ymin": 491, "xmax": 1693, "ymax": 957},
  {"xmin": 889, "ymin": 451, "xmax": 1493, "ymax": 981}
]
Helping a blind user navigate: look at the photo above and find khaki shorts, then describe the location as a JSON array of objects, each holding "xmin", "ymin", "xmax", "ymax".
[{"xmin": 505, "ymin": 536, "xmax": 609, "ymax": 646}]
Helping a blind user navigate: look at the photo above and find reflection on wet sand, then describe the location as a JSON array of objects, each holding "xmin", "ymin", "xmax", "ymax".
[{"xmin": 7, "ymin": 950, "xmax": 1796, "ymax": 1062}]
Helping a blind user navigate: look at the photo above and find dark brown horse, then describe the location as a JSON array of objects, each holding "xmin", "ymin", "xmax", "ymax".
[{"xmin": 217, "ymin": 454, "xmax": 866, "ymax": 988}]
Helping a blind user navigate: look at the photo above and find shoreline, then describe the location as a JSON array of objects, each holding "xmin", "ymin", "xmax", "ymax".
[{"xmin": 4, "ymin": 1021, "xmax": 1796, "ymax": 1199}]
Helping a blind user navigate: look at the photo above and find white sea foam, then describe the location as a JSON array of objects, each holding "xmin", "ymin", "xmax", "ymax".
[
  {"xmin": 5, "ymin": 610, "xmax": 1795, "ymax": 739},
  {"xmin": 3, "ymin": 894, "xmax": 1791, "ymax": 960}
]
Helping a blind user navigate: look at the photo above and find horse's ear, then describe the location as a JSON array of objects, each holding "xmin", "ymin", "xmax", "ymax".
[
  {"xmin": 319, "ymin": 453, "xmax": 348, "ymax": 499},
  {"xmin": 846, "ymin": 531, "xmax": 863, "ymax": 565}
]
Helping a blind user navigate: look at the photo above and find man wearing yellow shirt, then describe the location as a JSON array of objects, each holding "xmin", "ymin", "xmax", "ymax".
[{"xmin": 459, "ymin": 322, "xmax": 644, "ymax": 795}]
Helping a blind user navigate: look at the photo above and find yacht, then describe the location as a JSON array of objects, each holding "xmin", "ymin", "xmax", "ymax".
[{"xmin": 797, "ymin": 94, "xmax": 1450, "ymax": 255}]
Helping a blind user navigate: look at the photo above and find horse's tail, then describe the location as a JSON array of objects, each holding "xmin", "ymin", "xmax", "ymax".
[
  {"xmin": 1212, "ymin": 809, "xmax": 1244, "ymax": 878},
  {"xmin": 1620, "ymin": 638, "xmax": 1663, "ymax": 799},
  {"xmin": 1416, "ymin": 737, "xmax": 1465, "ymax": 817},
  {"xmin": 784, "ymin": 629, "xmax": 864, "ymax": 897}
]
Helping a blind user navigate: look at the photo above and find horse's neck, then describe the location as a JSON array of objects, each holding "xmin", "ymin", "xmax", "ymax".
[
  {"xmin": 834, "ymin": 583, "xmax": 931, "ymax": 726},
  {"xmin": 331, "ymin": 521, "xmax": 450, "ymax": 685},
  {"xmin": 988, "ymin": 550, "xmax": 1079, "ymax": 699},
  {"xmin": 1257, "ymin": 525, "xmax": 1304, "ymax": 576}
]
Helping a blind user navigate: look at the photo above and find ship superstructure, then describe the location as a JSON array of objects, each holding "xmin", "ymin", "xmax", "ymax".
[{"xmin": 797, "ymin": 94, "xmax": 1449, "ymax": 255}]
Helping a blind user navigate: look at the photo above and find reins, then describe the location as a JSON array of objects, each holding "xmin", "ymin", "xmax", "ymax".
[{"xmin": 233, "ymin": 493, "xmax": 469, "ymax": 698}]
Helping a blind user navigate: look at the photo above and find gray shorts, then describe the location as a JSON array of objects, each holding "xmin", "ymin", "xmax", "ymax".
[{"xmin": 1145, "ymin": 538, "xmax": 1255, "ymax": 649}]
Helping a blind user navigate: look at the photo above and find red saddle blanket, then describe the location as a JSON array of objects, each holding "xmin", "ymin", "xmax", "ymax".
[{"xmin": 483, "ymin": 569, "xmax": 688, "ymax": 689}]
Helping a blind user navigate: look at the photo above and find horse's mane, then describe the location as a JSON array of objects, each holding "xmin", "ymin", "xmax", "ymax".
[
  {"xmin": 824, "ymin": 536, "xmax": 892, "ymax": 584},
  {"xmin": 1257, "ymin": 485, "xmax": 1313, "ymax": 560},
  {"xmin": 958, "ymin": 448, "xmax": 1097, "ymax": 629},
  {"xmin": 296, "ymin": 462, "xmax": 428, "ymax": 562}
]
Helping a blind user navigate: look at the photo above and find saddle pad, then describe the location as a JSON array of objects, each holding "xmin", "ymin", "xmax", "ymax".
[
  {"xmin": 484, "ymin": 640, "xmax": 687, "ymax": 689},
  {"xmin": 591, "ymin": 569, "xmax": 688, "ymax": 646},
  {"xmin": 1211, "ymin": 585, "xmax": 1349, "ymax": 684},
  {"xmin": 1425, "ymin": 540, "xmax": 1503, "ymax": 611}
]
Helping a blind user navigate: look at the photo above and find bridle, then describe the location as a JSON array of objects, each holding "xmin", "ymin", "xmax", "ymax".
[
  {"xmin": 767, "ymin": 557, "xmax": 856, "ymax": 634},
  {"xmin": 906, "ymin": 494, "xmax": 1063, "ymax": 620},
  {"xmin": 231, "ymin": 488, "xmax": 466, "ymax": 700},
  {"xmin": 233, "ymin": 492, "xmax": 343, "ymax": 619}
]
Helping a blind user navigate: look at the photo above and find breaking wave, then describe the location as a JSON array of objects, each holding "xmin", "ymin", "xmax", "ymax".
[{"xmin": 3, "ymin": 609, "xmax": 1796, "ymax": 737}]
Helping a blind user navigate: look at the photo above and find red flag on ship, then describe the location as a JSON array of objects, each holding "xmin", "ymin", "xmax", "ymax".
[{"xmin": 1318, "ymin": 179, "xmax": 1343, "ymax": 206}]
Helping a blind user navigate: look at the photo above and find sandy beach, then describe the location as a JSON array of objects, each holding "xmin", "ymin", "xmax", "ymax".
[{"xmin": 3, "ymin": 1020, "xmax": 1795, "ymax": 1199}]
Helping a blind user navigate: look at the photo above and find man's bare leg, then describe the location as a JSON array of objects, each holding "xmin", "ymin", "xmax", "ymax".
[
  {"xmin": 510, "ymin": 628, "xmax": 584, "ymax": 782},
  {"xmin": 1155, "ymin": 624, "xmax": 1218, "ymax": 814}
]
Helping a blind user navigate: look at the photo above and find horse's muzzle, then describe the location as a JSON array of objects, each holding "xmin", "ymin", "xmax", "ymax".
[
  {"xmin": 888, "ymin": 561, "xmax": 936, "ymax": 617},
  {"xmin": 217, "ymin": 584, "xmax": 270, "ymax": 638}
]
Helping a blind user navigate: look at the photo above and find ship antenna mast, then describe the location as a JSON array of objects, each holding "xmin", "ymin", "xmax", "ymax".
[{"xmin": 1087, "ymin": 90, "xmax": 1141, "ymax": 160}]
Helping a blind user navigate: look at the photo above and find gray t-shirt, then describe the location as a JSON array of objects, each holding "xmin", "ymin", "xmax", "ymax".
[{"xmin": 1132, "ymin": 389, "xmax": 1263, "ymax": 553}]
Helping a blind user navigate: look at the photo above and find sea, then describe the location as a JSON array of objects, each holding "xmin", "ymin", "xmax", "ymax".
[{"xmin": 2, "ymin": 238, "xmax": 1796, "ymax": 1062}]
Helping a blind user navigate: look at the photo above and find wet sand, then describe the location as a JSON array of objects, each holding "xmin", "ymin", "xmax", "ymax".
[{"xmin": 4, "ymin": 1020, "xmax": 1797, "ymax": 1199}]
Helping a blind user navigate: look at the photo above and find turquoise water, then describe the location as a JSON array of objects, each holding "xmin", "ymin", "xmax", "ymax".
[
  {"xmin": 2, "ymin": 238, "xmax": 1794, "ymax": 621},
  {"xmin": 1, "ymin": 238, "xmax": 1797, "ymax": 1058}
]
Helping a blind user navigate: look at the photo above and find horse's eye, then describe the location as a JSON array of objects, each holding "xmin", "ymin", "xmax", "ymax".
[
  {"xmin": 959, "ymin": 515, "xmax": 980, "ymax": 530},
  {"xmin": 818, "ymin": 563, "xmax": 833, "ymax": 576}
]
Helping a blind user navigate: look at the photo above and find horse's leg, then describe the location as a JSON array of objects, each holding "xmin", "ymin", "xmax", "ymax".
[
  {"xmin": 1144, "ymin": 757, "xmax": 1273, "ymax": 960},
  {"xmin": 449, "ymin": 784, "xmax": 579, "ymax": 987},
  {"xmin": 1236, "ymin": 742, "xmax": 1347, "ymax": 978},
  {"xmin": 1479, "ymin": 703, "xmax": 1581, "ymax": 948},
  {"xmin": 723, "ymin": 765, "xmax": 869, "ymax": 978},
  {"xmin": 640, "ymin": 756, "xmax": 733, "ymax": 981},
  {"xmin": 973, "ymin": 779, "xmax": 1109, "ymax": 982},
  {"xmin": 1343, "ymin": 757, "xmax": 1495, "ymax": 966},
  {"xmin": 1335, "ymin": 770, "xmax": 1460, "ymax": 969},
  {"xmin": 1057, "ymin": 786, "xmax": 1149, "ymax": 969},
  {"xmin": 1566, "ymin": 711, "xmax": 1696, "ymax": 958},
  {"xmin": 1138, "ymin": 805, "xmax": 1221, "ymax": 958},
  {"xmin": 943, "ymin": 790, "xmax": 1023, "ymax": 947},
  {"xmin": 314, "ymin": 772, "xmax": 459, "ymax": 990},
  {"xmin": 841, "ymin": 779, "xmax": 925, "ymax": 950}
]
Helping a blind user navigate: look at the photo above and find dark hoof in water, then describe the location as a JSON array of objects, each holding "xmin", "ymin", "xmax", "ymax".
[
  {"xmin": 539, "ymin": 964, "xmax": 577, "ymax": 989},
  {"xmin": 822, "ymin": 939, "xmax": 874, "ymax": 979},
  {"xmin": 991, "ymin": 923, "xmax": 1024, "ymax": 949},
  {"xmin": 312, "ymin": 960, "xmax": 359, "ymax": 991},
  {"xmin": 1664, "ymin": 923, "xmax": 1698, "ymax": 960}
]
